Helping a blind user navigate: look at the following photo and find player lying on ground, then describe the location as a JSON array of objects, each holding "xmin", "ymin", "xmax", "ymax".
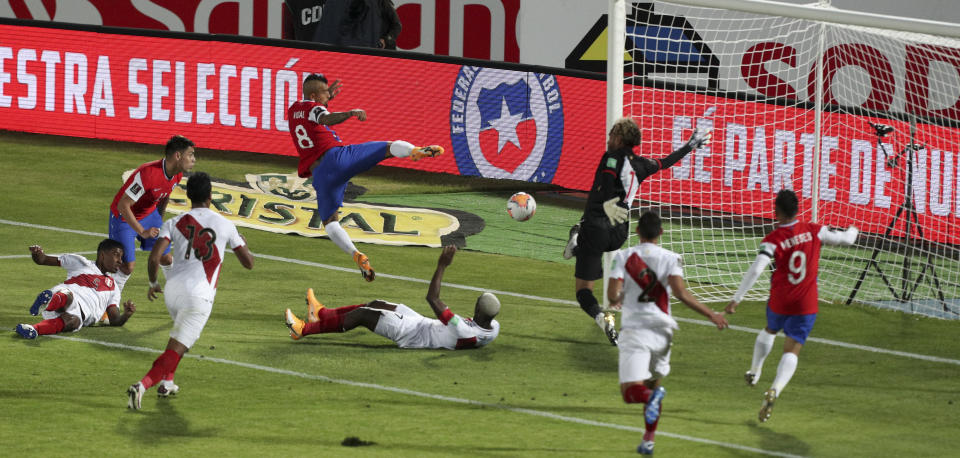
[
  {"xmin": 288, "ymin": 73, "xmax": 444, "ymax": 282},
  {"xmin": 15, "ymin": 240, "xmax": 136, "ymax": 339},
  {"xmin": 563, "ymin": 117, "xmax": 711, "ymax": 346},
  {"xmin": 127, "ymin": 172, "xmax": 255, "ymax": 410},
  {"xmin": 109, "ymin": 135, "xmax": 196, "ymax": 293},
  {"xmin": 285, "ymin": 246, "xmax": 500, "ymax": 350},
  {"xmin": 608, "ymin": 211, "xmax": 728, "ymax": 455},
  {"xmin": 725, "ymin": 189, "xmax": 858, "ymax": 422}
]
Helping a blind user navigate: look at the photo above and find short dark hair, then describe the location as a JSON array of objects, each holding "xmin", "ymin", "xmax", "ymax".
[
  {"xmin": 304, "ymin": 73, "xmax": 328, "ymax": 85},
  {"xmin": 98, "ymin": 238, "xmax": 124, "ymax": 255},
  {"xmin": 165, "ymin": 135, "xmax": 195, "ymax": 157},
  {"xmin": 775, "ymin": 189, "xmax": 799, "ymax": 219},
  {"xmin": 637, "ymin": 211, "xmax": 662, "ymax": 240},
  {"xmin": 187, "ymin": 172, "xmax": 212, "ymax": 203}
]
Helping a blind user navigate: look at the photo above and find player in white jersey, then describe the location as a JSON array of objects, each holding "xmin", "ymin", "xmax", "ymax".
[
  {"xmin": 127, "ymin": 172, "xmax": 255, "ymax": 410},
  {"xmin": 607, "ymin": 211, "xmax": 728, "ymax": 455},
  {"xmin": 285, "ymin": 246, "xmax": 500, "ymax": 350},
  {"xmin": 15, "ymin": 239, "xmax": 136, "ymax": 339}
]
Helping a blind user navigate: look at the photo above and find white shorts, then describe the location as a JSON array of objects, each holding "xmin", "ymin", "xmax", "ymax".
[
  {"xmin": 40, "ymin": 286, "xmax": 96, "ymax": 330},
  {"xmin": 372, "ymin": 304, "xmax": 428, "ymax": 348},
  {"xmin": 618, "ymin": 327, "xmax": 673, "ymax": 384},
  {"xmin": 165, "ymin": 292, "xmax": 213, "ymax": 349}
]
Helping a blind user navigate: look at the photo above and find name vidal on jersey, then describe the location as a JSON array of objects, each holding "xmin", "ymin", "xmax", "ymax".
[
  {"xmin": 292, "ymin": 111, "xmax": 305, "ymax": 119},
  {"xmin": 780, "ymin": 231, "xmax": 812, "ymax": 250}
]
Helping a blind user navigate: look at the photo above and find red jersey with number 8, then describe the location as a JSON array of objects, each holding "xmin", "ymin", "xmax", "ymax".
[
  {"xmin": 288, "ymin": 100, "xmax": 345, "ymax": 178},
  {"xmin": 761, "ymin": 221, "xmax": 823, "ymax": 315}
]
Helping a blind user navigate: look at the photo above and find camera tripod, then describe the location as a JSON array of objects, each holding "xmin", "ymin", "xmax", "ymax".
[{"xmin": 846, "ymin": 120, "xmax": 949, "ymax": 313}]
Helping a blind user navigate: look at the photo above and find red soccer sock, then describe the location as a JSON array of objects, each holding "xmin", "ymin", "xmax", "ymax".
[
  {"xmin": 302, "ymin": 309, "xmax": 347, "ymax": 335},
  {"xmin": 334, "ymin": 304, "xmax": 363, "ymax": 316},
  {"xmin": 45, "ymin": 292, "xmax": 70, "ymax": 311},
  {"xmin": 622, "ymin": 384, "xmax": 652, "ymax": 404},
  {"xmin": 33, "ymin": 317, "xmax": 65, "ymax": 335},
  {"xmin": 644, "ymin": 402, "xmax": 661, "ymax": 441},
  {"xmin": 140, "ymin": 350, "xmax": 182, "ymax": 390}
]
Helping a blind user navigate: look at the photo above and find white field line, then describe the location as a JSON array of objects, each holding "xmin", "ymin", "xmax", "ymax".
[
  {"xmin": 3, "ymin": 217, "xmax": 958, "ymax": 367},
  {"xmin": 48, "ymin": 334, "xmax": 802, "ymax": 458}
]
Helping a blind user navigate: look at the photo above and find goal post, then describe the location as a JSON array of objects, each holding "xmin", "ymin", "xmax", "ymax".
[{"xmin": 605, "ymin": 0, "xmax": 960, "ymax": 319}]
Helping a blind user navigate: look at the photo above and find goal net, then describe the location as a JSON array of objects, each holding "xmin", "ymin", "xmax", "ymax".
[{"xmin": 608, "ymin": 0, "xmax": 960, "ymax": 319}]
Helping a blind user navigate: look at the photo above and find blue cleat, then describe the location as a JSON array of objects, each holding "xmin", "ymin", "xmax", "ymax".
[
  {"xmin": 16, "ymin": 323, "xmax": 38, "ymax": 339},
  {"xmin": 30, "ymin": 290, "xmax": 53, "ymax": 316},
  {"xmin": 645, "ymin": 386, "xmax": 666, "ymax": 424},
  {"xmin": 637, "ymin": 440, "xmax": 655, "ymax": 455}
]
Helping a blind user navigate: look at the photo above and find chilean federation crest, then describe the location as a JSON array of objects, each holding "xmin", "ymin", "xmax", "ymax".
[{"xmin": 449, "ymin": 67, "xmax": 564, "ymax": 182}]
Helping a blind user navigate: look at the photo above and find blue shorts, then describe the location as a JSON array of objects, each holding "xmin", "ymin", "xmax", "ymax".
[
  {"xmin": 311, "ymin": 141, "xmax": 388, "ymax": 221},
  {"xmin": 766, "ymin": 308, "xmax": 817, "ymax": 345},
  {"xmin": 108, "ymin": 209, "xmax": 168, "ymax": 263}
]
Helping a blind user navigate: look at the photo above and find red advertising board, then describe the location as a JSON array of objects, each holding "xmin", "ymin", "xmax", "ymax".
[{"xmin": 0, "ymin": 22, "xmax": 958, "ymax": 244}]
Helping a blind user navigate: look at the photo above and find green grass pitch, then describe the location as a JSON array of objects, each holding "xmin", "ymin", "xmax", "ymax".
[{"xmin": 1, "ymin": 131, "xmax": 958, "ymax": 456}]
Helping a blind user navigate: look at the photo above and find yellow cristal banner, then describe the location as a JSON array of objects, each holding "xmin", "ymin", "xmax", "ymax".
[{"xmin": 165, "ymin": 178, "xmax": 460, "ymax": 247}]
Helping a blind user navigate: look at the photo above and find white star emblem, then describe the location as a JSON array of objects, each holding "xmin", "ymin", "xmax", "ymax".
[{"xmin": 486, "ymin": 98, "xmax": 524, "ymax": 153}]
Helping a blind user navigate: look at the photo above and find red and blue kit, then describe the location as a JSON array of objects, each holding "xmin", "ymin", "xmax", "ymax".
[
  {"xmin": 110, "ymin": 159, "xmax": 181, "ymax": 221},
  {"xmin": 759, "ymin": 221, "xmax": 824, "ymax": 315},
  {"xmin": 287, "ymin": 100, "xmax": 345, "ymax": 178}
]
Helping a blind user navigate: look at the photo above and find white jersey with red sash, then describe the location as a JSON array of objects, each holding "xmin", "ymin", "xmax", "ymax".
[
  {"xmin": 55, "ymin": 254, "xmax": 121, "ymax": 326},
  {"xmin": 610, "ymin": 243, "xmax": 683, "ymax": 331},
  {"xmin": 158, "ymin": 207, "xmax": 245, "ymax": 302}
]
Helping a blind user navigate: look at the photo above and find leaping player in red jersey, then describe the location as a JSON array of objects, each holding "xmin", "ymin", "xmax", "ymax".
[
  {"xmin": 288, "ymin": 73, "xmax": 444, "ymax": 282},
  {"xmin": 725, "ymin": 189, "xmax": 858, "ymax": 422},
  {"xmin": 109, "ymin": 135, "xmax": 196, "ymax": 293},
  {"xmin": 284, "ymin": 246, "xmax": 500, "ymax": 350},
  {"xmin": 14, "ymin": 239, "xmax": 136, "ymax": 339}
]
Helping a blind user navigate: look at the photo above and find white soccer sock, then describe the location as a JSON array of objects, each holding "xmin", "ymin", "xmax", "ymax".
[
  {"xmin": 751, "ymin": 330, "xmax": 776, "ymax": 376},
  {"xmin": 770, "ymin": 352, "xmax": 799, "ymax": 396},
  {"xmin": 324, "ymin": 221, "xmax": 359, "ymax": 256},
  {"xmin": 388, "ymin": 140, "xmax": 414, "ymax": 158},
  {"xmin": 113, "ymin": 271, "xmax": 130, "ymax": 293}
]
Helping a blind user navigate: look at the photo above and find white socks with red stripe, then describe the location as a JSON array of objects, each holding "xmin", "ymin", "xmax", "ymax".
[
  {"xmin": 324, "ymin": 221, "xmax": 358, "ymax": 255},
  {"xmin": 388, "ymin": 140, "xmax": 414, "ymax": 158}
]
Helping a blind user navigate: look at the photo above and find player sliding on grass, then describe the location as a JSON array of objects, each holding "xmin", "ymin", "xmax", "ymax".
[
  {"xmin": 725, "ymin": 189, "xmax": 858, "ymax": 422},
  {"xmin": 563, "ymin": 117, "xmax": 711, "ymax": 346},
  {"xmin": 14, "ymin": 240, "xmax": 136, "ymax": 339},
  {"xmin": 285, "ymin": 246, "xmax": 500, "ymax": 350},
  {"xmin": 608, "ymin": 211, "xmax": 728, "ymax": 455},
  {"xmin": 288, "ymin": 73, "xmax": 444, "ymax": 282},
  {"xmin": 127, "ymin": 173, "xmax": 255, "ymax": 410}
]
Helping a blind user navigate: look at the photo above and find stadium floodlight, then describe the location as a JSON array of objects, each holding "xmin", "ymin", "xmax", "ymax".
[{"xmin": 606, "ymin": 0, "xmax": 960, "ymax": 318}]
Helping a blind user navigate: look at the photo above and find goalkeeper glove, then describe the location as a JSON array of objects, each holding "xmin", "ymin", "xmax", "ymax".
[
  {"xmin": 602, "ymin": 198, "xmax": 629, "ymax": 225},
  {"xmin": 686, "ymin": 127, "xmax": 712, "ymax": 149}
]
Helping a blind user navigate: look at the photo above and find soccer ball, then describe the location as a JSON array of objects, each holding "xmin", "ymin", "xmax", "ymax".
[{"xmin": 507, "ymin": 192, "xmax": 536, "ymax": 222}]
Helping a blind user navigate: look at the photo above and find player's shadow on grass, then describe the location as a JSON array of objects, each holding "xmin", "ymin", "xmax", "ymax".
[
  {"xmin": 122, "ymin": 399, "xmax": 220, "ymax": 442},
  {"xmin": 748, "ymin": 423, "xmax": 810, "ymax": 456}
]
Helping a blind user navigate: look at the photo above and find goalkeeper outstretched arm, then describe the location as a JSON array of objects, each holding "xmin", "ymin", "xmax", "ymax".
[{"xmin": 626, "ymin": 127, "xmax": 712, "ymax": 181}]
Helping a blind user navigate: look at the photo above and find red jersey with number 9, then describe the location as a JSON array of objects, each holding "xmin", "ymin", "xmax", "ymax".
[
  {"xmin": 761, "ymin": 221, "xmax": 824, "ymax": 315},
  {"xmin": 287, "ymin": 100, "xmax": 345, "ymax": 178}
]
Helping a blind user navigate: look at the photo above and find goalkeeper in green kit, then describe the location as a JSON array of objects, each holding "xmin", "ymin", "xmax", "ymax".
[{"xmin": 562, "ymin": 117, "xmax": 711, "ymax": 345}]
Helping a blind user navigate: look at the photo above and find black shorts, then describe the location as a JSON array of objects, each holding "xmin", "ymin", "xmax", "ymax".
[{"xmin": 574, "ymin": 216, "xmax": 628, "ymax": 281}]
